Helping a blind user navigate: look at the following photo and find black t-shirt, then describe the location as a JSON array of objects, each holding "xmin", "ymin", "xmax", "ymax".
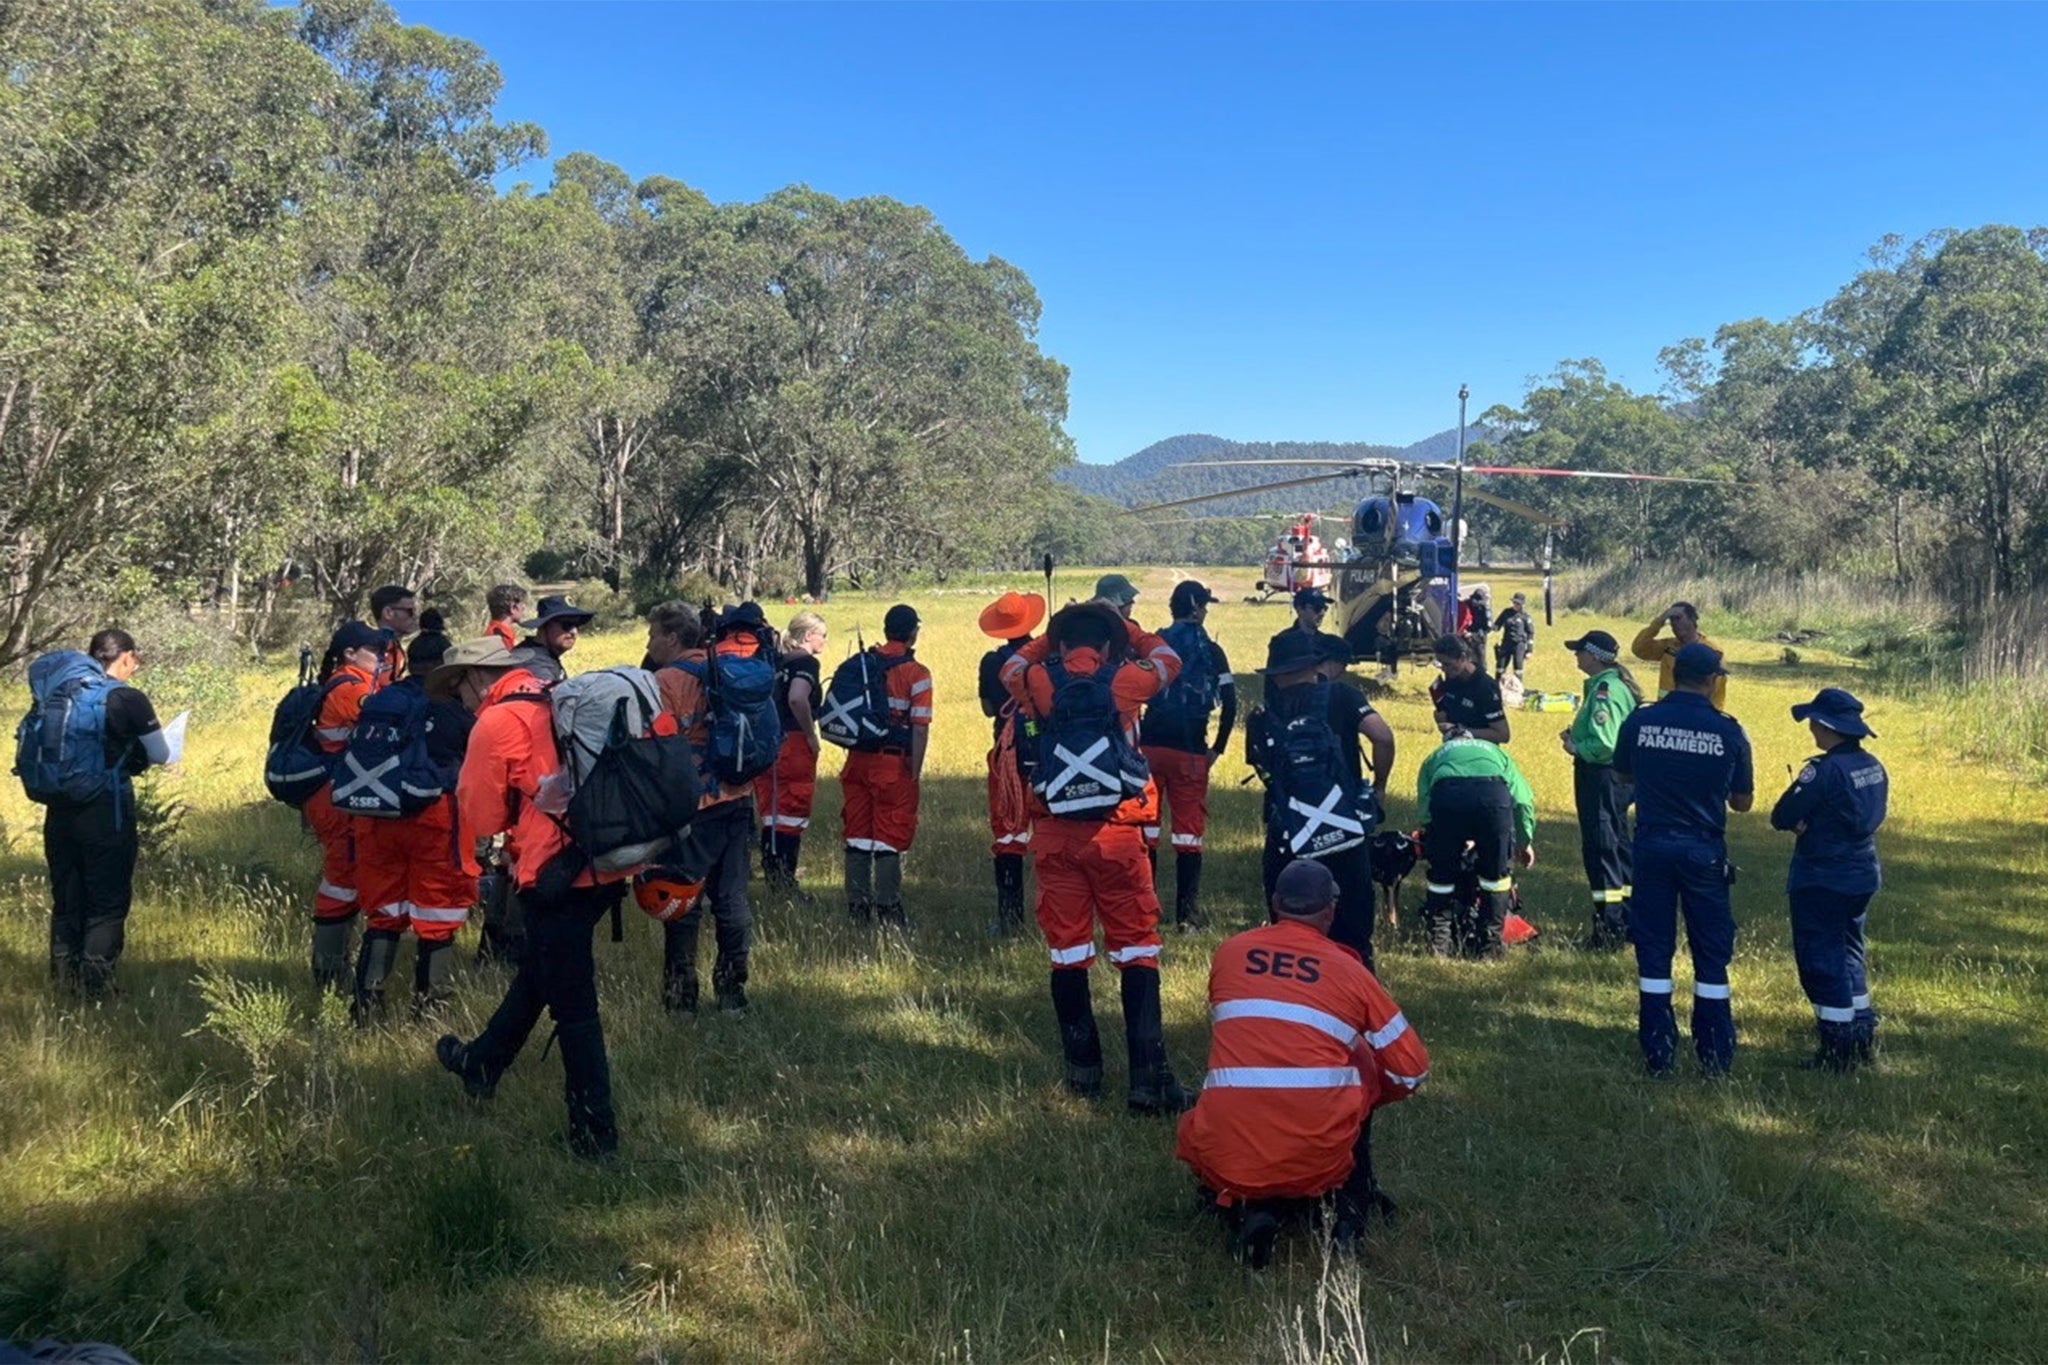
[
  {"xmin": 775, "ymin": 653, "xmax": 822, "ymax": 731},
  {"xmin": 104, "ymin": 686, "xmax": 162, "ymax": 775},
  {"xmin": 1432, "ymin": 669, "xmax": 1507, "ymax": 736}
]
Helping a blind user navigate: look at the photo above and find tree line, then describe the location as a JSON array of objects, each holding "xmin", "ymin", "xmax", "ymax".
[
  {"xmin": 0, "ymin": 0, "xmax": 1076, "ymax": 665},
  {"xmin": 1471, "ymin": 227, "xmax": 2048, "ymax": 603}
]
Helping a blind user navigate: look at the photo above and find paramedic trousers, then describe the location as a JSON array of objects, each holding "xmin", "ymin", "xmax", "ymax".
[
  {"xmin": 1789, "ymin": 886, "xmax": 1876, "ymax": 1055},
  {"xmin": 1631, "ymin": 830, "xmax": 1736, "ymax": 1075},
  {"xmin": 44, "ymin": 791, "xmax": 136, "ymax": 997}
]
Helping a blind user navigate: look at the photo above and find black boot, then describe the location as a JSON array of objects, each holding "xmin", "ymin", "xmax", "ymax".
[
  {"xmin": 1475, "ymin": 890, "xmax": 1510, "ymax": 960},
  {"xmin": 1122, "ymin": 967, "xmax": 1195, "ymax": 1116},
  {"xmin": 1420, "ymin": 893, "xmax": 1458, "ymax": 959},
  {"xmin": 352, "ymin": 928, "xmax": 401, "ymax": 1026},
  {"xmin": 662, "ymin": 918, "xmax": 700, "ymax": 1014},
  {"xmin": 991, "ymin": 856, "xmax": 1027, "ymax": 936},
  {"xmin": 413, "ymin": 937, "xmax": 456, "ymax": 1021},
  {"xmin": 312, "ymin": 916, "xmax": 356, "ymax": 994},
  {"xmin": 845, "ymin": 847, "xmax": 874, "ymax": 924},
  {"xmin": 713, "ymin": 962, "xmax": 750, "ymax": 1014},
  {"xmin": 760, "ymin": 827, "xmax": 784, "ymax": 886},
  {"xmin": 781, "ymin": 831, "xmax": 807, "ymax": 895},
  {"xmin": 556, "ymin": 1017, "xmax": 619, "ymax": 1163},
  {"xmin": 1049, "ymin": 968, "xmax": 1104, "ymax": 1097},
  {"xmin": 436, "ymin": 1034, "xmax": 497, "ymax": 1099},
  {"xmin": 1174, "ymin": 851, "xmax": 1205, "ymax": 931}
]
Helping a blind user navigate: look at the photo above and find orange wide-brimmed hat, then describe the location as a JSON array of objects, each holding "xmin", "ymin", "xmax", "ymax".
[{"xmin": 978, "ymin": 590, "xmax": 1047, "ymax": 640}]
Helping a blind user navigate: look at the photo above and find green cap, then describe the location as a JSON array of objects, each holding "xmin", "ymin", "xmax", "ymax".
[{"xmin": 1093, "ymin": 573, "xmax": 1139, "ymax": 608}]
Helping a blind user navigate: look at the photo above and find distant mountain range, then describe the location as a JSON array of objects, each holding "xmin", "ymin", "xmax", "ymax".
[{"xmin": 1060, "ymin": 428, "xmax": 1489, "ymax": 515}]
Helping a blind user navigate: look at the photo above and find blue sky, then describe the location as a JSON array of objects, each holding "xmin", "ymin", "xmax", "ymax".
[{"xmin": 393, "ymin": 1, "xmax": 2048, "ymax": 463}]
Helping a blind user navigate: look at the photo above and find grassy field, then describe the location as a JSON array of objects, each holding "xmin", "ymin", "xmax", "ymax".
[{"xmin": 3, "ymin": 567, "xmax": 2045, "ymax": 1362}]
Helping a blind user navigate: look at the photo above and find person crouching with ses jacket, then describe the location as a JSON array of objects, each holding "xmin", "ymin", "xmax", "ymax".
[
  {"xmin": 1176, "ymin": 859, "xmax": 1429, "ymax": 1268},
  {"xmin": 434, "ymin": 647, "xmax": 637, "ymax": 1161},
  {"xmin": 1003, "ymin": 601, "xmax": 1196, "ymax": 1114},
  {"xmin": 346, "ymin": 628, "xmax": 491, "ymax": 1025},
  {"xmin": 20, "ymin": 629, "xmax": 171, "ymax": 999},
  {"xmin": 1771, "ymin": 688, "xmax": 1888, "ymax": 1071}
]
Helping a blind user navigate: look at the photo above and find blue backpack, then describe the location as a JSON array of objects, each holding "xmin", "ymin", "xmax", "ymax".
[
  {"xmin": 820, "ymin": 647, "xmax": 914, "ymax": 753},
  {"xmin": 1148, "ymin": 620, "xmax": 1221, "ymax": 723},
  {"xmin": 14, "ymin": 651, "xmax": 125, "ymax": 804},
  {"xmin": 331, "ymin": 683, "xmax": 444, "ymax": 819},
  {"xmin": 1246, "ymin": 681, "xmax": 1374, "ymax": 859},
  {"xmin": 1034, "ymin": 655, "xmax": 1151, "ymax": 817},
  {"xmin": 673, "ymin": 650, "xmax": 782, "ymax": 787},
  {"xmin": 263, "ymin": 651, "xmax": 343, "ymax": 808}
]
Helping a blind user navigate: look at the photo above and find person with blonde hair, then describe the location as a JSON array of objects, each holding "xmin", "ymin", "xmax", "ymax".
[{"xmin": 755, "ymin": 610, "xmax": 829, "ymax": 888}]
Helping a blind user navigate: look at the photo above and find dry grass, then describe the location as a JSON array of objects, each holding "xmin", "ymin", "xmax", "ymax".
[{"xmin": 2, "ymin": 567, "xmax": 2045, "ymax": 1361}]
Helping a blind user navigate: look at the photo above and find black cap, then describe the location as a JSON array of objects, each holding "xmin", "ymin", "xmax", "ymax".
[
  {"xmin": 883, "ymin": 603, "xmax": 921, "ymax": 638},
  {"xmin": 329, "ymin": 620, "xmax": 385, "ymax": 654},
  {"xmin": 1272, "ymin": 859, "xmax": 1339, "ymax": 917},
  {"xmin": 520, "ymin": 595, "xmax": 595, "ymax": 630},
  {"xmin": 1673, "ymin": 641, "xmax": 1727, "ymax": 681},
  {"xmin": 1258, "ymin": 630, "xmax": 1325, "ymax": 676},
  {"xmin": 717, "ymin": 601, "xmax": 767, "ymax": 633},
  {"xmin": 1170, "ymin": 579, "xmax": 1220, "ymax": 616},
  {"xmin": 1565, "ymin": 629, "xmax": 1620, "ymax": 659},
  {"xmin": 1293, "ymin": 586, "xmax": 1332, "ymax": 609}
]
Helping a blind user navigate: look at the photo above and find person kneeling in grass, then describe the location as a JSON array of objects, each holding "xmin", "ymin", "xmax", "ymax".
[{"xmin": 1175, "ymin": 859, "xmax": 1430, "ymax": 1269}]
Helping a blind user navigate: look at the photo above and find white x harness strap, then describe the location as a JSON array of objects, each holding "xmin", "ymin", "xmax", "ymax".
[
  {"xmin": 332, "ymin": 751, "xmax": 401, "ymax": 809},
  {"xmin": 1286, "ymin": 784, "xmax": 1366, "ymax": 854},
  {"xmin": 1042, "ymin": 735, "xmax": 1122, "ymax": 813}
]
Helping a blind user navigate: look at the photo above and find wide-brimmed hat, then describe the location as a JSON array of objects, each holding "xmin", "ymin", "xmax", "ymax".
[
  {"xmin": 520, "ymin": 595, "xmax": 594, "ymax": 630},
  {"xmin": 1565, "ymin": 629, "xmax": 1621, "ymax": 660},
  {"xmin": 978, "ymin": 590, "xmax": 1047, "ymax": 640},
  {"xmin": 1258, "ymin": 630, "xmax": 1326, "ymax": 676},
  {"xmin": 1672, "ymin": 641, "xmax": 1727, "ymax": 681},
  {"xmin": 717, "ymin": 601, "xmax": 767, "ymax": 634},
  {"xmin": 425, "ymin": 638, "xmax": 520, "ymax": 698},
  {"xmin": 1315, "ymin": 633, "xmax": 1356, "ymax": 667},
  {"xmin": 1093, "ymin": 573, "xmax": 1139, "ymax": 608},
  {"xmin": 1792, "ymin": 686, "xmax": 1876, "ymax": 738}
]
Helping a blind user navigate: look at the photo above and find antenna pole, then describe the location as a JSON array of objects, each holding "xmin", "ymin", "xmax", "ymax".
[{"xmin": 1448, "ymin": 383, "xmax": 1469, "ymax": 628}]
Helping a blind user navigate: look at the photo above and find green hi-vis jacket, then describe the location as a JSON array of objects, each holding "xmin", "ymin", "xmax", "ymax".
[
  {"xmin": 1569, "ymin": 666, "xmax": 1639, "ymax": 766},
  {"xmin": 1416, "ymin": 737, "xmax": 1537, "ymax": 847}
]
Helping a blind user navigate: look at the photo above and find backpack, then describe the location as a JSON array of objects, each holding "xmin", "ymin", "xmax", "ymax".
[
  {"xmin": 14, "ymin": 651, "xmax": 124, "ymax": 804},
  {"xmin": 549, "ymin": 666, "xmax": 700, "ymax": 873},
  {"xmin": 263, "ymin": 650, "xmax": 343, "ymax": 808},
  {"xmin": 672, "ymin": 649, "xmax": 782, "ymax": 786},
  {"xmin": 820, "ymin": 647, "xmax": 912, "ymax": 752},
  {"xmin": 1033, "ymin": 655, "xmax": 1151, "ymax": 817},
  {"xmin": 1147, "ymin": 620, "xmax": 1220, "ymax": 725},
  {"xmin": 330, "ymin": 684, "xmax": 443, "ymax": 819},
  {"xmin": 1246, "ymin": 681, "xmax": 1375, "ymax": 859}
]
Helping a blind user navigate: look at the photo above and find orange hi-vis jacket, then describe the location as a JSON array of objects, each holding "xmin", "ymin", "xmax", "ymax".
[
  {"xmin": 871, "ymin": 639, "xmax": 934, "ymax": 737},
  {"xmin": 486, "ymin": 619, "xmax": 519, "ymax": 650},
  {"xmin": 1176, "ymin": 919, "xmax": 1430, "ymax": 1201},
  {"xmin": 999, "ymin": 616, "xmax": 1181, "ymax": 697},
  {"xmin": 313, "ymin": 662, "xmax": 379, "ymax": 753},
  {"xmin": 1006, "ymin": 636, "xmax": 1179, "ymax": 827},
  {"xmin": 656, "ymin": 646, "xmax": 753, "ymax": 810},
  {"xmin": 455, "ymin": 669, "xmax": 633, "ymax": 891}
]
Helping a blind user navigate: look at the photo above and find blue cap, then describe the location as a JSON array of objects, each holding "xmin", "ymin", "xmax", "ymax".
[
  {"xmin": 1672, "ymin": 641, "xmax": 1726, "ymax": 681},
  {"xmin": 1792, "ymin": 686, "xmax": 1875, "ymax": 738},
  {"xmin": 329, "ymin": 620, "xmax": 386, "ymax": 654}
]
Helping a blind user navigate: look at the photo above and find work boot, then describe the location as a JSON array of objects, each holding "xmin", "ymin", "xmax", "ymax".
[
  {"xmin": 760, "ymin": 828, "xmax": 784, "ymax": 886},
  {"xmin": 412, "ymin": 938, "xmax": 456, "ymax": 1021},
  {"xmin": 875, "ymin": 902, "xmax": 910, "ymax": 931},
  {"xmin": 991, "ymin": 856, "xmax": 1027, "ymax": 936},
  {"xmin": 1692, "ymin": 987, "xmax": 1736, "ymax": 1077},
  {"xmin": 1420, "ymin": 893, "xmax": 1458, "ymax": 959},
  {"xmin": 49, "ymin": 947, "xmax": 82, "ymax": 998},
  {"xmin": 556, "ymin": 1017, "xmax": 619, "ymax": 1163},
  {"xmin": 713, "ymin": 964, "xmax": 749, "ymax": 1014},
  {"xmin": 1233, "ymin": 1207, "xmax": 1280, "ymax": 1270},
  {"xmin": 844, "ymin": 847, "xmax": 874, "ymax": 924},
  {"xmin": 662, "ymin": 970, "xmax": 700, "ymax": 1015},
  {"xmin": 1122, "ymin": 967, "xmax": 1195, "ymax": 1116},
  {"xmin": 435, "ymin": 1034, "xmax": 497, "ymax": 1100},
  {"xmin": 1639, "ymin": 987, "xmax": 1680, "ymax": 1076},
  {"xmin": 351, "ymin": 928, "xmax": 402, "ymax": 1027},
  {"xmin": 780, "ymin": 831, "xmax": 807, "ymax": 895},
  {"xmin": 1174, "ymin": 851, "xmax": 1206, "ymax": 931},
  {"xmin": 662, "ymin": 918, "xmax": 700, "ymax": 1013},
  {"xmin": 873, "ymin": 853, "xmax": 906, "ymax": 930},
  {"xmin": 77, "ymin": 954, "xmax": 119, "ymax": 1002},
  {"xmin": 1050, "ymin": 968, "xmax": 1104, "ymax": 1098},
  {"xmin": 312, "ymin": 917, "xmax": 356, "ymax": 994},
  {"xmin": 1802, "ymin": 1021, "xmax": 1860, "ymax": 1072},
  {"xmin": 1474, "ymin": 891, "xmax": 1510, "ymax": 960}
]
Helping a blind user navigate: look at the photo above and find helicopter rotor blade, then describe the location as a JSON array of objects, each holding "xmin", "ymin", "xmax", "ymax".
[
  {"xmin": 1428, "ymin": 463, "xmax": 1742, "ymax": 487},
  {"xmin": 1169, "ymin": 459, "xmax": 1398, "ymax": 471},
  {"xmin": 1127, "ymin": 468, "xmax": 1369, "ymax": 514},
  {"xmin": 1462, "ymin": 487, "xmax": 1567, "ymax": 526}
]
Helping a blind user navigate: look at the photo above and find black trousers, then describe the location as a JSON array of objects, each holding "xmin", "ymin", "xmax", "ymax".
[
  {"xmin": 663, "ymin": 798, "xmax": 754, "ymax": 991},
  {"xmin": 1573, "ymin": 758, "xmax": 1633, "ymax": 928},
  {"xmin": 44, "ymin": 792, "xmax": 138, "ymax": 992},
  {"xmin": 1421, "ymin": 777, "xmax": 1514, "ymax": 956},
  {"xmin": 1263, "ymin": 832, "xmax": 1376, "ymax": 971}
]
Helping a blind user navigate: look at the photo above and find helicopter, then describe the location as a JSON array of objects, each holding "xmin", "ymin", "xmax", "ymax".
[{"xmin": 1134, "ymin": 453, "xmax": 1731, "ymax": 670}]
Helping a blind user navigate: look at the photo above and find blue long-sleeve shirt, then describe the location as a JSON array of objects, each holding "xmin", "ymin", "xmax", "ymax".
[{"xmin": 1770, "ymin": 742, "xmax": 1887, "ymax": 895}]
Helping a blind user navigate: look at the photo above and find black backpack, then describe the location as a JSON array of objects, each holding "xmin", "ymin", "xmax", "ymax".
[
  {"xmin": 263, "ymin": 649, "xmax": 343, "ymax": 808},
  {"xmin": 1246, "ymin": 681, "xmax": 1375, "ymax": 859},
  {"xmin": 1033, "ymin": 655, "xmax": 1150, "ymax": 818}
]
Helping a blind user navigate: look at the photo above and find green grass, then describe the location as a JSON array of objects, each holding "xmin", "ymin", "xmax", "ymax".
[{"xmin": 2, "ymin": 568, "xmax": 2045, "ymax": 1361}]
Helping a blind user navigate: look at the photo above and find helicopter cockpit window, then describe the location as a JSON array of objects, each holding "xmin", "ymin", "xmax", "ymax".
[
  {"xmin": 1353, "ymin": 500, "xmax": 1389, "ymax": 543},
  {"xmin": 1423, "ymin": 507, "xmax": 1445, "ymax": 537}
]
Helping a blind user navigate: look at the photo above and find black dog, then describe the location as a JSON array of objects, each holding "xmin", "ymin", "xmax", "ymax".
[{"xmin": 1369, "ymin": 829, "xmax": 1421, "ymax": 931}]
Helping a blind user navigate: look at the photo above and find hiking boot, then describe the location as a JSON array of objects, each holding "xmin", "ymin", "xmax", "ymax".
[
  {"xmin": 1064, "ymin": 1063, "xmax": 1104, "ymax": 1100},
  {"xmin": 662, "ymin": 972, "xmax": 699, "ymax": 1016},
  {"xmin": 1234, "ymin": 1209, "xmax": 1280, "ymax": 1270},
  {"xmin": 1128, "ymin": 1064, "xmax": 1197, "ymax": 1117},
  {"xmin": 716, "ymin": 985, "xmax": 750, "ymax": 1014},
  {"xmin": 563, "ymin": 1129, "xmax": 620, "ymax": 1166},
  {"xmin": 876, "ymin": 902, "xmax": 909, "ymax": 931},
  {"xmin": 435, "ymin": 1034, "xmax": 496, "ymax": 1100},
  {"xmin": 848, "ymin": 899, "xmax": 873, "ymax": 926}
]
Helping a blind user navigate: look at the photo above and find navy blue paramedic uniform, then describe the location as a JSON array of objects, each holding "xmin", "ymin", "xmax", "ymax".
[
  {"xmin": 1614, "ymin": 691, "xmax": 1753, "ymax": 1073},
  {"xmin": 1770, "ymin": 739, "xmax": 1886, "ymax": 1058}
]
